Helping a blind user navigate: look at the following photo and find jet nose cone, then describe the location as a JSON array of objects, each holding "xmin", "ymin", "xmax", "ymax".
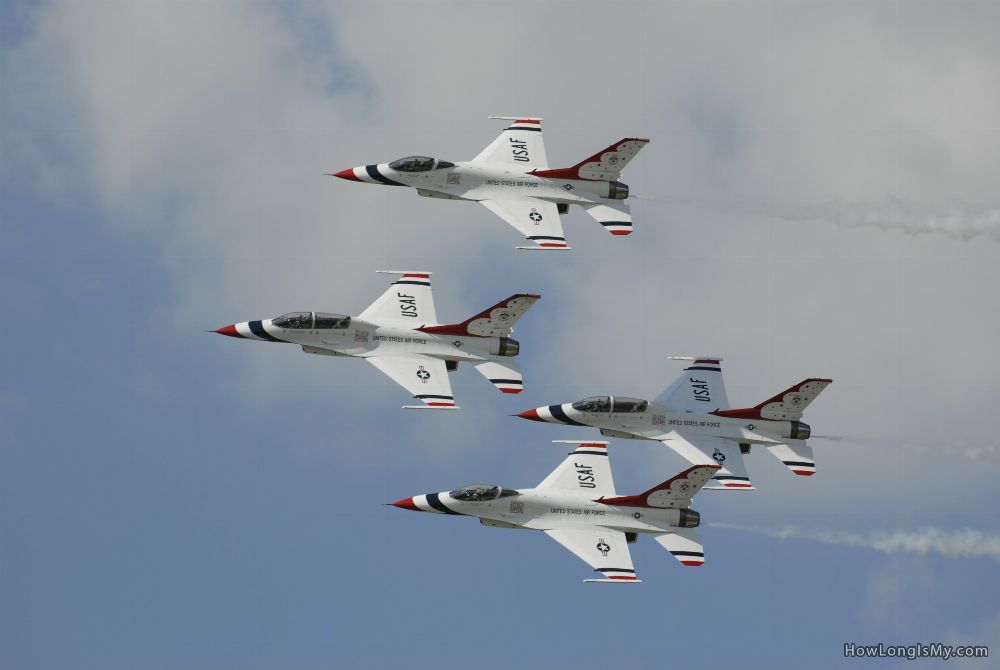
[
  {"xmin": 214, "ymin": 324, "xmax": 243, "ymax": 338},
  {"xmin": 391, "ymin": 497, "xmax": 419, "ymax": 511},
  {"xmin": 330, "ymin": 167, "xmax": 361, "ymax": 181},
  {"xmin": 515, "ymin": 408, "xmax": 543, "ymax": 422}
]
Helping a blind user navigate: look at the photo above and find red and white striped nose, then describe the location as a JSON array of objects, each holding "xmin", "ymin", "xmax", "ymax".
[
  {"xmin": 516, "ymin": 404, "xmax": 583, "ymax": 425},
  {"xmin": 390, "ymin": 493, "xmax": 463, "ymax": 515},
  {"xmin": 516, "ymin": 408, "xmax": 544, "ymax": 422},
  {"xmin": 214, "ymin": 324, "xmax": 244, "ymax": 338},
  {"xmin": 330, "ymin": 167, "xmax": 361, "ymax": 181},
  {"xmin": 391, "ymin": 497, "xmax": 420, "ymax": 511}
]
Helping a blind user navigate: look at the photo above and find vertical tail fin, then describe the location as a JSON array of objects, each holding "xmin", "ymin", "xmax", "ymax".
[
  {"xmin": 531, "ymin": 138, "xmax": 649, "ymax": 181},
  {"xmin": 599, "ymin": 464, "xmax": 721, "ymax": 508},
  {"xmin": 716, "ymin": 378, "xmax": 832, "ymax": 421},
  {"xmin": 417, "ymin": 294, "xmax": 540, "ymax": 337}
]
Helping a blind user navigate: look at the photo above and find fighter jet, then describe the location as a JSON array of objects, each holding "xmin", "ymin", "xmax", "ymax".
[
  {"xmin": 214, "ymin": 271, "xmax": 539, "ymax": 409},
  {"xmin": 331, "ymin": 117, "xmax": 648, "ymax": 250},
  {"xmin": 392, "ymin": 440, "xmax": 720, "ymax": 583},
  {"xmin": 516, "ymin": 358, "xmax": 832, "ymax": 490}
]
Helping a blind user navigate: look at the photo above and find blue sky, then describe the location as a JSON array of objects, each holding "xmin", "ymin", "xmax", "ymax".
[{"xmin": 2, "ymin": 2, "xmax": 1000, "ymax": 668}]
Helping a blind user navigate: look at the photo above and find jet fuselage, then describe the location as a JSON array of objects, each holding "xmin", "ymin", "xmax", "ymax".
[
  {"xmin": 216, "ymin": 316, "xmax": 518, "ymax": 363},
  {"xmin": 395, "ymin": 487, "xmax": 699, "ymax": 535},
  {"xmin": 518, "ymin": 399, "xmax": 810, "ymax": 447},
  {"xmin": 336, "ymin": 161, "xmax": 629, "ymax": 206}
]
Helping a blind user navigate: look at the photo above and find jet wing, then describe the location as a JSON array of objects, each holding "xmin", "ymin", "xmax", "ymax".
[
  {"xmin": 653, "ymin": 528, "xmax": 705, "ymax": 566},
  {"xmin": 472, "ymin": 117, "xmax": 547, "ymax": 168},
  {"xmin": 358, "ymin": 271, "xmax": 437, "ymax": 327},
  {"xmin": 543, "ymin": 528, "xmax": 640, "ymax": 583},
  {"xmin": 537, "ymin": 440, "xmax": 615, "ymax": 496},
  {"xmin": 472, "ymin": 359, "xmax": 523, "ymax": 394},
  {"xmin": 657, "ymin": 432, "xmax": 754, "ymax": 490},
  {"xmin": 767, "ymin": 439, "xmax": 816, "ymax": 476},
  {"xmin": 654, "ymin": 358, "xmax": 729, "ymax": 412},
  {"xmin": 479, "ymin": 199, "xmax": 569, "ymax": 250},
  {"xmin": 364, "ymin": 355, "xmax": 457, "ymax": 409}
]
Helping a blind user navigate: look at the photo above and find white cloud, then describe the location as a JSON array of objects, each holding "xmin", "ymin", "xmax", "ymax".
[{"xmin": 5, "ymin": 0, "xmax": 1000, "ymax": 489}]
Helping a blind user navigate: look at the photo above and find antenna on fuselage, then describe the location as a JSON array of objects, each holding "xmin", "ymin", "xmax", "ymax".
[
  {"xmin": 668, "ymin": 356, "xmax": 725, "ymax": 361},
  {"xmin": 487, "ymin": 116, "xmax": 544, "ymax": 121}
]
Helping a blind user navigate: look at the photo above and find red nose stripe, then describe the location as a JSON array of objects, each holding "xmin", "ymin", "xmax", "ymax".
[
  {"xmin": 516, "ymin": 409, "xmax": 542, "ymax": 421},
  {"xmin": 215, "ymin": 324, "xmax": 243, "ymax": 338},
  {"xmin": 391, "ymin": 497, "xmax": 419, "ymax": 511},
  {"xmin": 331, "ymin": 168, "xmax": 361, "ymax": 181}
]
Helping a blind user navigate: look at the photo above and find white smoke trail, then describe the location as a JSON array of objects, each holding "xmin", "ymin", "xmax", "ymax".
[
  {"xmin": 772, "ymin": 200, "xmax": 1000, "ymax": 241},
  {"xmin": 633, "ymin": 195, "xmax": 1000, "ymax": 241},
  {"xmin": 710, "ymin": 523, "xmax": 1000, "ymax": 562},
  {"xmin": 812, "ymin": 434, "xmax": 1000, "ymax": 466}
]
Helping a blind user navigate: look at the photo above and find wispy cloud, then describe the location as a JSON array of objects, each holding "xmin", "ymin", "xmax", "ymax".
[{"xmin": 710, "ymin": 523, "xmax": 1000, "ymax": 562}]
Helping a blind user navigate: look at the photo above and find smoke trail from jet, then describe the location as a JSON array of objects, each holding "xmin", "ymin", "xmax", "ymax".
[
  {"xmin": 632, "ymin": 195, "xmax": 1000, "ymax": 241},
  {"xmin": 770, "ymin": 200, "xmax": 1000, "ymax": 241},
  {"xmin": 709, "ymin": 524, "xmax": 1000, "ymax": 562},
  {"xmin": 811, "ymin": 435, "xmax": 1000, "ymax": 466}
]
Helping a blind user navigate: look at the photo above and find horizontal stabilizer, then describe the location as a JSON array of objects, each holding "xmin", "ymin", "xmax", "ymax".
[
  {"xmin": 767, "ymin": 439, "xmax": 816, "ymax": 476},
  {"xmin": 473, "ymin": 359, "xmax": 523, "ymax": 394},
  {"xmin": 653, "ymin": 528, "xmax": 705, "ymax": 567},
  {"xmin": 581, "ymin": 202, "xmax": 633, "ymax": 236}
]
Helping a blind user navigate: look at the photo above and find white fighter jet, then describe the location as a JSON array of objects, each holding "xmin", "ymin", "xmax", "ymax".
[
  {"xmin": 331, "ymin": 117, "xmax": 648, "ymax": 250},
  {"xmin": 214, "ymin": 271, "xmax": 539, "ymax": 409},
  {"xmin": 516, "ymin": 358, "xmax": 832, "ymax": 490},
  {"xmin": 392, "ymin": 440, "xmax": 720, "ymax": 583}
]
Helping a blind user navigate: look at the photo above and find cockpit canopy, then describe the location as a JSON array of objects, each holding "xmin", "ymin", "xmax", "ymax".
[
  {"xmin": 571, "ymin": 396, "xmax": 648, "ymax": 413},
  {"xmin": 571, "ymin": 396, "xmax": 611, "ymax": 413},
  {"xmin": 388, "ymin": 156, "xmax": 456, "ymax": 172},
  {"xmin": 272, "ymin": 312, "xmax": 351, "ymax": 330},
  {"xmin": 612, "ymin": 396, "xmax": 649, "ymax": 413},
  {"xmin": 448, "ymin": 484, "xmax": 518, "ymax": 502}
]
